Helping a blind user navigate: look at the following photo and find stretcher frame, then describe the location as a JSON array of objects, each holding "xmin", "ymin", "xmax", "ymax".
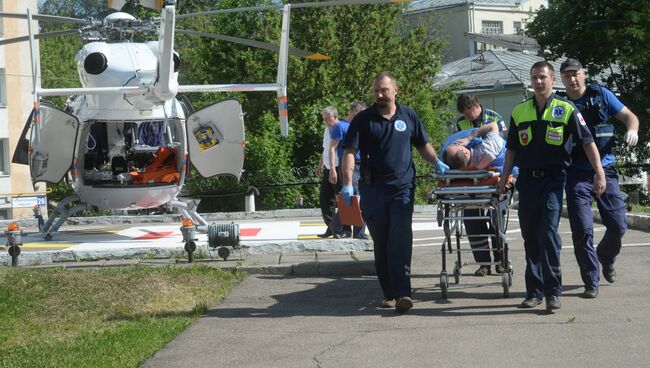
[{"xmin": 432, "ymin": 169, "xmax": 515, "ymax": 299}]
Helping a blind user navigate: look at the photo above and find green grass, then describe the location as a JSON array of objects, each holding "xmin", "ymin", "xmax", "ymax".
[{"xmin": 0, "ymin": 265, "xmax": 245, "ymax": 367}]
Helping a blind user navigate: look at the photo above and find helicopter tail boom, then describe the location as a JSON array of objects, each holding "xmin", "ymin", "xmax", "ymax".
[{"xmin": 153, "ymin": 3, "xmax": 178, "ymax": 102}]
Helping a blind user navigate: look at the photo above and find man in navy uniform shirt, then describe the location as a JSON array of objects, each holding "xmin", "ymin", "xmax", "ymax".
[
  {"xmin": 340, "ymin": 72, "xmax": 448, "ymax": 313},
  {"xmin": 560, "ymin": 58, "xmax": 640, "ymax": 298},
  {"xmin": 498, "ymin": 61, "xmax": 605, "ymax": 312}
]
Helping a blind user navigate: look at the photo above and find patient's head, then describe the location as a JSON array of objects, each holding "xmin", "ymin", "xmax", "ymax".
[{"xmin": 445, "ymin": 144, "xmax": 470, "ymax": 169}]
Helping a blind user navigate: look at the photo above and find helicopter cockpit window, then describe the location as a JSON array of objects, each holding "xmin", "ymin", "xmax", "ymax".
[{"xmin": 82, "ymin": 120, "xmax": 183, "ymax": 187}]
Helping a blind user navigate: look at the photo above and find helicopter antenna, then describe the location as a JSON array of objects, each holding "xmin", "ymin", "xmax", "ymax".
[{"xmin": 27, "ymin": 8, "xmax": 40, "ymax": 146}]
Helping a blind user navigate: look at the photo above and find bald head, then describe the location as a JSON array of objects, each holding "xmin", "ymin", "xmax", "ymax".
[{"xmin": 445, "ymin": 144, "xmax": 470, "ymax": 169}]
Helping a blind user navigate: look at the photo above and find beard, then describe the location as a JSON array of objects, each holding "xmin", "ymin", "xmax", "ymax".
[{"xmin": 375, "ymin": 99, "xmax": 390, "ymax": 108}]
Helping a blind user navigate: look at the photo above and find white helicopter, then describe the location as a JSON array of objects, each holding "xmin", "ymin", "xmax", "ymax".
[{"xmin": 1, "ymin": 0, "xmax": 405, "ymax": 260}]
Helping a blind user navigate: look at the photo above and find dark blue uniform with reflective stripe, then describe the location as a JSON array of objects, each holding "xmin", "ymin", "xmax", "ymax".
[
  {"xmin": 507, "ymin": 94, "xmax": 593, "ymax": 299},
  {"xmin": 456, "ymin": 105, "xmax": 507, "ymax": 137},
  {"xmin": 562, "ymin": 84, "xmax": 628, "ymax": 289},
  {"xmin": 345, "ymin": 103, "xmax": 429, "ymax": 299}
]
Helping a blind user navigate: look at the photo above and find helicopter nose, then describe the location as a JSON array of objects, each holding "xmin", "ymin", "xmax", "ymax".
[{"xmin": 84, "ymin": 52, "xmax": 108, "ymax": 75}]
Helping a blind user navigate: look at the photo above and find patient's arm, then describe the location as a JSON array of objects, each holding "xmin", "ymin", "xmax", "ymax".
[{"xmin": 454, "ymin": 122, "xmax": 498, "ymax": 146}]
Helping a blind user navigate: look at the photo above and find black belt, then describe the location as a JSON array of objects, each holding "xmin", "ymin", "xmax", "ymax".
[{"xmin": 520, "ymin": 168, "xmax": 564, "ymax": 178}]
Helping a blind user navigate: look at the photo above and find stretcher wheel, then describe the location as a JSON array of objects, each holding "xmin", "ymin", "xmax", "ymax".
[
  {"xmin": 440, "ymin": 272, "xmax": 449, "ymax": 299},
  {"xmin": 453, "ymin": 264, "xmax": 460, "ymax": 284},
  {"xmin": 502, "ymin": 271, "xmax": 512, "ymax": 298}
]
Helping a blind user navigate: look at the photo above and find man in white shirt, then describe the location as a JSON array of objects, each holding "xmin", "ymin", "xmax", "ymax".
[{"xmin": 316, "ymin": 106, "xmax": 340, "ymax": 238}]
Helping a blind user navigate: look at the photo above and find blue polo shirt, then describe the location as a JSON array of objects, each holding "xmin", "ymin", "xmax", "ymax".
[
  {"xmin": 330, "ymin": 120, "xmax": 360, "ymax": 161},
  {"xmin": 569, "ymin": 85, "xmax": 624, "ymax": 170},
  {"xmin": 344, "ymin": 103, "xmax": 430, "ymax": 188}
]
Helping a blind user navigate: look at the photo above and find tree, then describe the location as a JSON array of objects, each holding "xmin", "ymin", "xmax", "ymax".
[
  {"xmin": 527, "ymin": 0, "xmax": 650, "ymax": 170},
  {"xmin": 37, "ymin": 1, "xmax": 456, "ymax": 211}
]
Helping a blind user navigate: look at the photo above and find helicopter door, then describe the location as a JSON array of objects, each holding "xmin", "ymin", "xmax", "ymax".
[
  {"xmin": 186, "ymin": 99, "xmax": 245, "ymax": 179},
  {"xmin": 29, "ymin": 105, "xmax": 80, "ymax": 183}
]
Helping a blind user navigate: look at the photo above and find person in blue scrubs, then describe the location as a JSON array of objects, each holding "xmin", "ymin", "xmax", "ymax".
[
  {"xmin": 340, "ymin": 72, "xmax": 449, "ymax": 314},
  {"xmin": 560, "ymin": 58, "xmax": 640, "ymax": 298}
]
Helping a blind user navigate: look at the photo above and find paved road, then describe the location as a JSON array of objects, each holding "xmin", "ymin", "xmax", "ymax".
[
  {"xmin": 141, "ymin": 214, "xmax": 650, "ymax": 368},
  {"xmin": 3, "ymin": 210, "xmax": 650, "ymax": 367}
]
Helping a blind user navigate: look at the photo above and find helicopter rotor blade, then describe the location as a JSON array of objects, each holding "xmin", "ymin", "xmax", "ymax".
[
  {"xmin": 0, "ymin": 29, "xmax": 81, "ymax": 46},
  {"xmin": 177, "ymin": 0, "xmax": 409, "ymax": 19},
  {"xmin": 0, "ymin": 12, "xmax": 88, "ymax": 24},
  {"xmin": 108, "ymin": 0, "xmax": 163, "ymax": 11},
  {"xmin": 175, "ymin": 29, "xmax": 329, "ymax": 60}
]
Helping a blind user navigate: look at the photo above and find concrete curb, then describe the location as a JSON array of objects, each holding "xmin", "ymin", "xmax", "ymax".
[{"xmin": 0, "ymin": 238, "xmax": 374, "ymax": 267}]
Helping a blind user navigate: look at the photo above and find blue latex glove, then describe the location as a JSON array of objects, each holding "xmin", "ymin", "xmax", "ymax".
[
  {"xmin": 436, "ymin": 160, "xmax": 449, "ymax": 175},
  {"xmin": 341, "ymin": 185, "xmax": 354, "ymax": 206}
]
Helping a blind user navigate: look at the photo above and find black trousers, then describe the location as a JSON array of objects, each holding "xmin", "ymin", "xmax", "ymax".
[{"xmin": 319, "ymin": 167, "xmax": 338, "ymax": 227}]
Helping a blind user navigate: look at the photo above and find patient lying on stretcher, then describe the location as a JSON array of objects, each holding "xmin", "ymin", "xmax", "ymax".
[
  {"xmin": 442, "ymin": 122, "xmax": 505, "ymax": 171},
  {"xmin": 438, "ymin": 121, "xmax": 516, "ymax": 276}
]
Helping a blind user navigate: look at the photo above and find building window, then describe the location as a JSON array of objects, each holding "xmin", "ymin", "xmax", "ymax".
[
  {"xmin": 0, "ymin": 68, "xmax": 5, "ymax": 106},
  {"xmin": 0, "ymin": 138, "xmax": 8, "ymax": 175},
  {"xmin": 513, "ymin": 21, "xmax": 522, "ymax": 35},
  {"xmin": 481, "ymin": 20, "xmax": 503, "ymax": 35}
]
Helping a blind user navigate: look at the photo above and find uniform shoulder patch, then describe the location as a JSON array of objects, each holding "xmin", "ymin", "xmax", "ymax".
[{"xmin": 552, "ymin": 105, "xmax": 565, "ymax": 119}]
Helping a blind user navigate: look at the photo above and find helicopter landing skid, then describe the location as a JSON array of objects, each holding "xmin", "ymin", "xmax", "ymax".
[{"xmin": 41, "ymin": 194, "xmax": 90, "ymax": 240}]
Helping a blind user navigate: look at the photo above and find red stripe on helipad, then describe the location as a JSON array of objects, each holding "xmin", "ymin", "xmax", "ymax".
[
  {"xmin": 135, "ymin": 231, "xmax": 174, "ymax": 240},
  {"xmin": 240, "ymin": 228, "xmax": 262, "ymax": 236}
]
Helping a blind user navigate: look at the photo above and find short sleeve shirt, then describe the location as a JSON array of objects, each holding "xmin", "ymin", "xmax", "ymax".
[
  {"xmin": 456, "ymin": 106, "xmax": 508, "ymax": 138},
  {"xmin": 506, "ymin": 94, "xmax": 594, "ymax": 170},
  {"xmin": 469, "ymin": 131, "xmax": 503, "ymax": 169},
  {"xmin": 344, "ymin": 103, "xmax": 430, "ymax": 188},
  {"xmin": 322, "ymin": 127, "xmax": 336, "ymax": 169},
  {"xmin": 570, "ymin": 85, "xmax": 625, "ymax": 169},
  {"xmin": 330, "ymin": 120, "xmax": 360, "ymax": 161}
]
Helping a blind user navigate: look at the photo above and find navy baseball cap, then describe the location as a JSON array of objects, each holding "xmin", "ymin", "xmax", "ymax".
[{"xmin": 560, "ymin": 58, "xmax": 582, "ymax": 73}]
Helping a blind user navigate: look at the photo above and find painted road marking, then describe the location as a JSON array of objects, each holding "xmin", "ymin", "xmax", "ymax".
[
  {"xmin": 20, "ymin": 243, "xmax": 79, "ymax": 249},
  {"xmin": 135, "ymin": 231, "xmax": 175, "ymax": 240}
]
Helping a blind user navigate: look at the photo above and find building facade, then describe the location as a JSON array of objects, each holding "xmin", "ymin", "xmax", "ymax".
[
  {"xmin": 404, "ymin": 0, "xmax": 546, "ymax": 62},
  {"xmin": 0, "ymin": 0, "xmax": 43, "ymax": 220}
]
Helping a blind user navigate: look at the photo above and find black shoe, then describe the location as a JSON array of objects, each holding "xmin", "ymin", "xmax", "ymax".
[
  {"xmin": 583, "ymin": 287, "xmax": 598, "ymax": 299},
  {"xmin": 395, "ymin": 296, "xmax": 413, "ymax": 314},
  {"xmin": 519, "ymin": 297, "xmax": 543, "ymax": 308},
  {"xmin": 603, "ymin": 264, "xmax": 616, "ymax": 283},
  {"xmin": 317, "ymin": 230, "xmax": 332, "ymax": 238},
  {"xmin": 546, "ymin": 295, "xmax": 561, "ymax": 312}
]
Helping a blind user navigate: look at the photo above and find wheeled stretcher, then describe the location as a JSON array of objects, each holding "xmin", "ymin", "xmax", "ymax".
[{"xmin": 432, "ymin": 168, "xmax": 515, "ymax": 299}]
